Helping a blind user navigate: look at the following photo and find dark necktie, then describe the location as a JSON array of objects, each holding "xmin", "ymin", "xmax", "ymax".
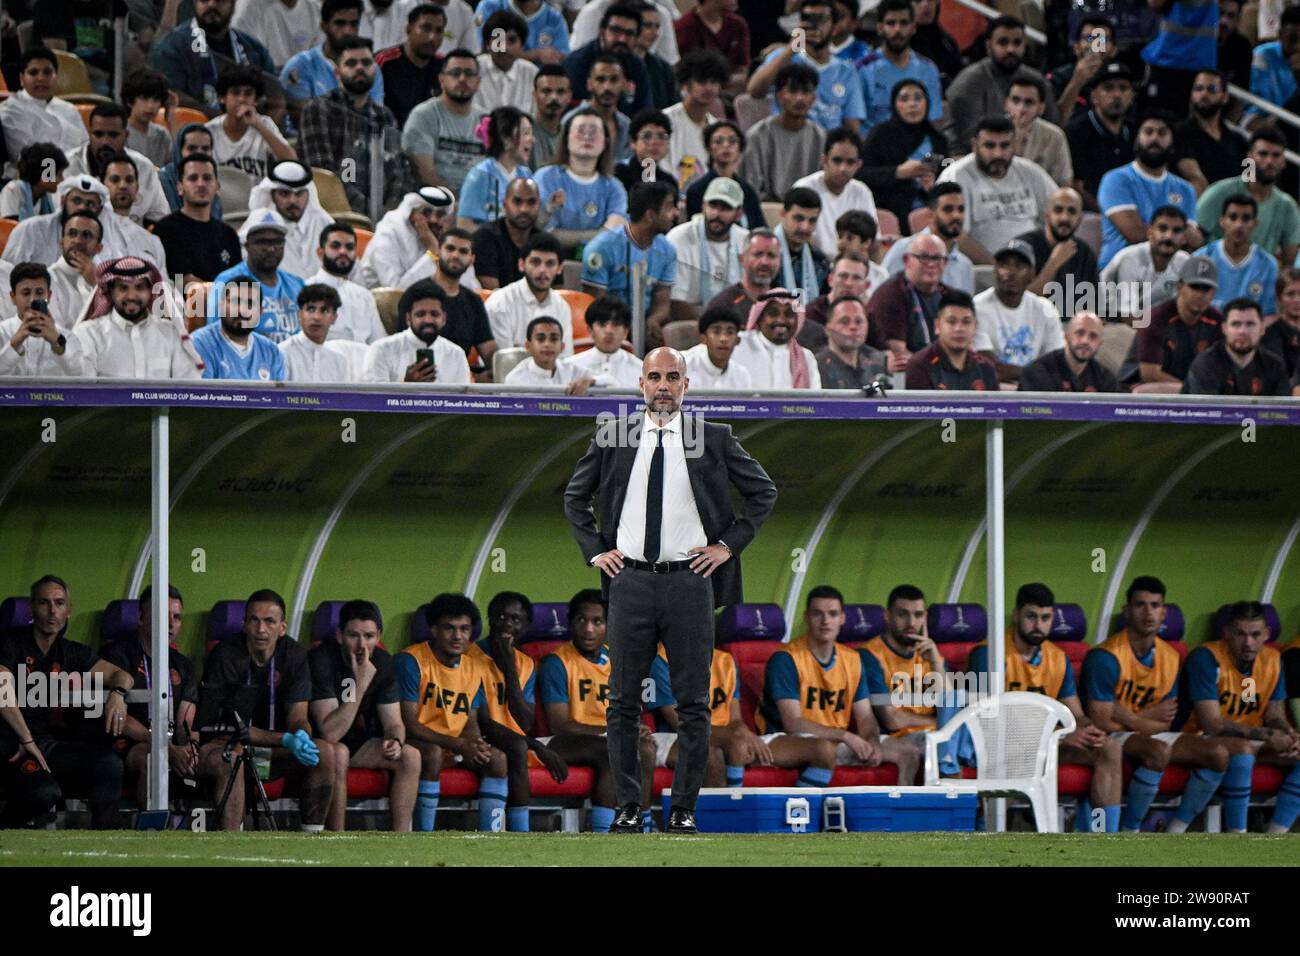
[{"xmin": 644, "ymin": 429, "xmax": 664, "ymax": 563}]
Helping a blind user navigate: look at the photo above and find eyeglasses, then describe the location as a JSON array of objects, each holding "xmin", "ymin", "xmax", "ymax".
[{"xmin": 443, "ymin": 69, "xmax": 479, "ymax": 79}]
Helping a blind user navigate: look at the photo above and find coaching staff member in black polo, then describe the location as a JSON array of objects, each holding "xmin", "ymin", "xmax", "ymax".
[{"xmin": 564, "ymin": 346, "xmax": 777, "ymax": 833}]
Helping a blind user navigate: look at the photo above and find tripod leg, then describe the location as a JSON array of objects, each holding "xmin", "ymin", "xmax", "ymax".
[{"xmin": 247, "ymin": 757, "xmax": 277, "ymax": 832}]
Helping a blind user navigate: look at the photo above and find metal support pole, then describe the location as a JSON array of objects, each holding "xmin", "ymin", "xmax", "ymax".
[
  {"xmin": 985, "ymin": 419, "xmax": 1006, "ymax": 832},
  {"xmin": 113, "ymin": 16, "xmax": 127, "ymax": 102},
  {"xmin": 631, "ymin": 259, "xmax": 647, "ymax": 356},
  {"xmin": 368, "ymin": 127, "xmax": 385, "ymax": 229},
  {"xmin": 148, "ymin": 406, "xmax": 170, "ymax": 813}
]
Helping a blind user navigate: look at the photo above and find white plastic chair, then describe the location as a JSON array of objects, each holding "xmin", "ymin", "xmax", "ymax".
[
  {"xmin": 923, "ymin": 691, "xmax": 1076, "ymax": 833},
  {"xmin": 493, "ymin": 346, "xmax": 528, "ymax": 383}
]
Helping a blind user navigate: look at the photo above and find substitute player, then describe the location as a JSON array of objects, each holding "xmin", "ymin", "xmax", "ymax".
[
  {"xmin": 465, "ymin": 590, "xmax": 568, "ymax": 832},
  {"xmin": 1082, "ymin": 575, "xmax": 1231, "ymax": 832},
  {"xmin": 396, "ymin": 593, "xmax": 509, "ymax": 832},
  {"xmin": 538, "ymin": 589, "xmax": 657, "ymax": 832},
  {"xmin": 860, "ymin": 584, "xmax": 956, "ymax": 775},
  {"xmin": 309, "ymin": 600, "xmax": 420, "ymax": 832},
  {"xmin": 757, "ymin": 586, "xmax": 920, "ymax": 784},
  {"xmin": 969, "ymin": 583, "xmax": 1124, "ymax": 832},
  {"xmin": 1179, "ymin": 600, "xmax": 1300, "ymax": 833}
]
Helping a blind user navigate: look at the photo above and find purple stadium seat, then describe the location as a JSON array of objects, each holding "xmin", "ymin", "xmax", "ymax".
[
  {"xmin": 1048, "ymin": 603, "xmax": 1087, "ymax": 642},
  {"xmin": 206, "ymin": 600, "xmax": 247, "ymax": 647},
  {"xmin": 311, "ymin": 601, "xmax": 347, "ymax": 644},
  {"xmin": 716, "ymin": 603, "xmax": 786, "ymax": 642},
  {"xmin": 839, "ymin": 604, "xmax": 885, "ymax": 644},
  {"xmin": 1213, "ymin": 602, "xmax": 1281, "ymax": 642},
  {"xmin": 101, "ymin": 599, "xmax": 140, "ymax": 644},
  {"xmin": 928, "ymin": 603, "xmax": 987, "ymax": 642},
  {"xmin": 520, "ymin": 602, "xmax": 570, "ymax": 644},
  {"xmin": 0, "ymin": 597, "xmax": 31, "ymax": 638}
]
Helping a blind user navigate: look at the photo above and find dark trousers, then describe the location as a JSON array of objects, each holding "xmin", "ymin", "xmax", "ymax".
[
  {"xmin": 606, "ymin": 567, "xmax": 714, "ymax": 811},
  {"xmin": 0, "ymin": 737, "xmax": 123, "ymax": 828}
]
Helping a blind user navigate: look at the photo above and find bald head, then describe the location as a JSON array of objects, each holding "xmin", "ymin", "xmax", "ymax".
[
  {"xmin": 1064, "ymin": 310, "xmax": 1104, "ymax": 363},
  {"xmin": 904, "ymin": 233, "xmax": 946, "ymax": 291},
  {"xmin": 503, "ymin": 177, "xmax": 541, "ymax": 230},
  {"xmin": 1046, "ymin": 186, "xmax": 1084, "ymax": 242},
  {"xmin": 641, "ymin": 347, "xmax": 688, "ymax": 419}
]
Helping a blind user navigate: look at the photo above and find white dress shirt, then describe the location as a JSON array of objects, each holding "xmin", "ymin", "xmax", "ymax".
[
  {"xmin": 504, "ymin": 355, "xmax": 582, "ymax": 386},
  {"xmin": 473, "ymin": 53, "xmax": 539, "ymax": 115},
  {"xmin": 64, "ymin": 145, "xmax": 170, "ymax": 225},
  {"xmin": 0, "ymin": 91, "xmax": 88, "ymax": 178},
  {"xmin": 327, "ymin": 338, "xmax": 369, "ymax": 380},
  {"xmin": 485, "ymin": 277, "xmax": 574, "ymax": 354},
  {"xmin": 278, "ymin": 333, "xmax": 357, "ymax": 382},
  {"xmin": 362, "ymin": 327, "xmax": 472, "ymax": 383},
  {"xmin": 730, "ymin": 331, "xmax": 821, "ymax": 389},
  {"xmin": 73, "ymin": 311, "xmax": 202, "ymax": 379},
  {"xmin": 791, "ymin": 170, "xmax": 879, "ymax": 259},
  {"xmin": 682, "ymin": 342, "xmax": 754, "ymax": 391},
  {"xmin": 46, "ymin": 258, "xmax": 97, "ymax": 330},
  {"xmin": 302, "ymin": 269, "xmax": 387, "ymax": 344},
  {"xmin": 561, "ymin": 345, "xmax": 641, "ymax": 388},
  {"xmin": 0, "ymin": 316, "xmax": 85, "ymax": 376},
  {"xmin": 616, "ymin": 413, "xmax": 707, "ymax": 563}
]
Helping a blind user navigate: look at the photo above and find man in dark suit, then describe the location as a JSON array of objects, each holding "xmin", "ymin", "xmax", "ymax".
[{"xmin": 564, "ymin": 347, "xmax": 777, "ymax": 833}]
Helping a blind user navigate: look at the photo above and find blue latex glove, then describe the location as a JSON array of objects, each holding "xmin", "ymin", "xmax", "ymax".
[{"xmin": 281, "ymin": 730, "xmax": 320, "ymax": 766}]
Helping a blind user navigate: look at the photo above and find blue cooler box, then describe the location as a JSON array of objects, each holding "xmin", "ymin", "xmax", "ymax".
[
  {"xmin": 666, "ymin": 789, "xmax": 824, "ymax": 833},
  {"xmin": 664, "ymin": 787, "xmax": 976, "ymax": 833}
]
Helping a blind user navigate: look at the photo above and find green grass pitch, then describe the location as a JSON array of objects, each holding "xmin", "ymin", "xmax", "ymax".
[{"xmin": 0, "ymin": 831, "xmax": 1295, "ymax": 867}]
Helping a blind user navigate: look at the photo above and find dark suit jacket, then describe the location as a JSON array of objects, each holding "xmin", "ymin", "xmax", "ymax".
[{"xmin": 563, "ymin": 412, "xmax": 777, "ymax": 609}]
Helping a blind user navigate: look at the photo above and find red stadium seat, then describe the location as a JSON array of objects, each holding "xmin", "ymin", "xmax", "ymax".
[
  {"xmin": 832, "ymin": 765, "xmax": 901, "ymax": 786},
  {"xmin": 1058, "ymin": 763, "xmax": 1093, "ymax": 796},
  {"xmin": 346, "ymin": 769, "xmax": 391, "ymax": 799},
  {"xmin": 938, "ymin": 643, "xmax": 975, "ymax": 670},
  {"xmin": 722, "ymin": 640, "xmax": 783, "ymax": 730},
  {"xmin": 1251, "ymin": 765, "xmax": 1284, "ymax": 793}
]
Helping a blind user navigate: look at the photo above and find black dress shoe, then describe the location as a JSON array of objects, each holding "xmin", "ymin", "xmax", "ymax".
[
  {"xmin": 666, "ymin": 807, "xmax": 698, "ymax": 834},
  {"xmin": 610, "ymin": 803, "xmax": 642, "ymax": 833}
]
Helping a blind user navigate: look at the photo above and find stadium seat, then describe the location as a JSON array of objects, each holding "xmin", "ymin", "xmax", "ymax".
[
  {"xmin": 184, "ymin": 281, "xmax": 211, "ymax": 332},
  {"xmin": 1076, "ymin": 212, "xmax": 1103, "ymax": 256},
  {"xmin": 159, "ymin": 105, "xmax": 209, "ymax": 134},
  {"xmin": 1108, "ymin": 603, "xmax": 1185, "ymax": 643},
  {"xmin": 53, "ymin": 50, "xmax": 112, "ymax": 104},
  {"xmin": 101, "ymin": 599, "xmax": 140, "ymax": 645},
  {"xmin": 408, "ymin": 602, "xmax": 483, "ymax": 646},
  {"xmin": 661, "ymin": 319, "xmax": 697, "ymax": 352},
  {"xmin": 973, "ymin": 264, "xmax": 994, "ymax": 293},
  {"xmin": 558, "ymin": 290, "xmax": 592, "ymax": 340},
  {"xmin": 206, "ymin": 600, "xmax": 247, "ymax": 650},
  {"xmin": 492, "ymin": 346, "xmax": 527, "ymax": 382},
  {"xmin": 928, "ymin": 602, "xmax": 986, "ymax": 671},
  {"xmin": 907, "ymin": 207, "xmax": 933, "ymax": 235},
  {"xmin": 354, "ymin": 227, "xmax": 373, "ymax": 258},
  {"xmin": 875, "ymin": 209, "xmax": 901, "ymax": 247},
  {"xmin": 311, "ymin": 167, "xmax": 372, "ymax": 229},
  {"xmin": 0, "ymin": 218, "xmax": 17, "ymax": 255},
  {"xmin": 1212, "ymin": 602, "xmax": 1281, "ymax": 641},
  {"xmin": 346, "ymin": 768, "xmax": 391, "ymax": 799},
  {"xmin": 733, "ymin": 93, "xmax": 773, "ymax": 134},
  {"xmin": 839, "ymin": 603, "xmax": 885, "ymax": 645},
  {"xmin": 476, "ymin": 288, "xmax": 492, "ymax": 302},
  {"xmin": 0, "ymin": 597, "xmax": 31, "ymax": 639},
  {"xmin": 761, "ymin": 201, "xmax": 781, "ymax": 227},
  {"xmin": 311, "ymin": 601, "xmax": 348, "ymax": 644},
  {"xmin": 1047, "ymin": 603, "xmax": 1090, "ymax": 680},
  {"xmin": 1057, "ymin": 763, "xmax": 1093, "ymax": 796},
  {"xmin": 717, "ymin": 603, "xmax": 786, "ymax": 728},
  {"xmin": 372, "ymin": 287, "xmax": 403, "ymax": 333},
  {"xmin": 561, "ymin": 259, "xmax": 583, "ymax": 289},
  {"xmin": 522, "ymin": 602, "xmax": 570, "ymax": 642},
  {"xmin": 75, "ymin": 102, "xmax": 95, "ymax": 132},
  {"xmin": 216, "ymin": 166, "xmax": 254, "ymax": 217}
]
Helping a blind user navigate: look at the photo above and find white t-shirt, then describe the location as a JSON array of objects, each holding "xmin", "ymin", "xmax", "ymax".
[
  {"xmin": 205, "ymin": 117, "xmax": 289, "ymax": 183},
  {"xmin": 232, "ymin": 0, "xmax": 322, "ymax": 69},
  {"xmin": 791, "ymin": 170, "xmax": 879, "ymax": 259},
  {"xmin": 665, "ymin": 219, "xmax": 748, "ymax": 307},
  {"xmin": 1098, "ymin": 242, "xmax": 1188, "ymax": 318},
  {"xmin": 938, "ymin": 154, "xmax": 1057, "ymax": 256},
  {"xmin": 972, "ymin": 288, "xmax": 1064, "ymax": 367},
  {"xmin": 683, "ymin": 342, "xmax": 753, "ymax": 390},
  {"xmin": 439, "ymin": 0, "xmax": 482, "ymax": 53},
  {"xmin": 663, "ymin": 102, "xmax": 718, "ymax": 189}
]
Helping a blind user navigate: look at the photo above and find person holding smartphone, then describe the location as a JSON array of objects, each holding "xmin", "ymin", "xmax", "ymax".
[
  {"xmin": 362, "ymin": 279, "xmax": 473, "ymax": 383},
  {"xmin": 0, "ymin": 263, "xmax": 85, "ymax": 377}
]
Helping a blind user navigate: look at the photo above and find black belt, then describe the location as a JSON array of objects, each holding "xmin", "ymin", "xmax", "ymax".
[{"xmin": 623, "ymin": 558, "xmax": 694, "ymax": 573}]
